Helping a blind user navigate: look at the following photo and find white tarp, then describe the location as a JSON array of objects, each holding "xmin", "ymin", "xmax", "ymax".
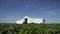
[{"xmin": 16, "ymin": 16, "xmax": 45, "ymax": 24}]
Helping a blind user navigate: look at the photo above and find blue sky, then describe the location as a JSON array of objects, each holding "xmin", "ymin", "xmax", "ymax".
[{"xmin": 0, "ymin": 0, "xmax": 60, "ymax": 23}]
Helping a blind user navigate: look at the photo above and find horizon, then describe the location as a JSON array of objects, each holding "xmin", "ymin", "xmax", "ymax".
[{"xmin": 0, "ymin": 0, "xmax": 60, "ymax": 23}]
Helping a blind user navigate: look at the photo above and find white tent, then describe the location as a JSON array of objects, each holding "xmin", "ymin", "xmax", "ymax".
[{"xmin": 16, "ymin": 16, "xmax": 45, "ymax": 24}]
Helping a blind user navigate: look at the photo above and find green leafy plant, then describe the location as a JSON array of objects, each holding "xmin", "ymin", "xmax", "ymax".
[{"xmin": 0, "ymin": 24, "xmax": 60, "ymax": 34}]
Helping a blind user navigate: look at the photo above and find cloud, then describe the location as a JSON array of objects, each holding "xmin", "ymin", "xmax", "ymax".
[
  {"xmin": 24, "ymin": 3, "xmax": 30, "ymax": 10},
  {"xmin": 23, "ymin": 0, "xmax": 33, "ymax": 10},
  {"xmin": 24, "ymin": 4, "xmax": 30, "ymax": 10},
  {"xmin": 47, "ymin": 11, "xmax": 57, "ymax": 16}
]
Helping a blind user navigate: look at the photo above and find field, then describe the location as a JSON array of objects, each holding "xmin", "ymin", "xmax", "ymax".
[{"xmin": 0, "ymin": 23, "xmax": 60, "ymax": 34}]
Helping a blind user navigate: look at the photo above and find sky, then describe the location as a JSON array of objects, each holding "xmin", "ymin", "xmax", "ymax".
[{"xmin": 0, "ymin": 0, "xmax": 60, "ymax": 23}]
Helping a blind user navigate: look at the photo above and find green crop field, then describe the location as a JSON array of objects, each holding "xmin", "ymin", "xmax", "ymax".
[{"xmin": 0, "ymin": 23, "xmax": 60, "ymax": 34}]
